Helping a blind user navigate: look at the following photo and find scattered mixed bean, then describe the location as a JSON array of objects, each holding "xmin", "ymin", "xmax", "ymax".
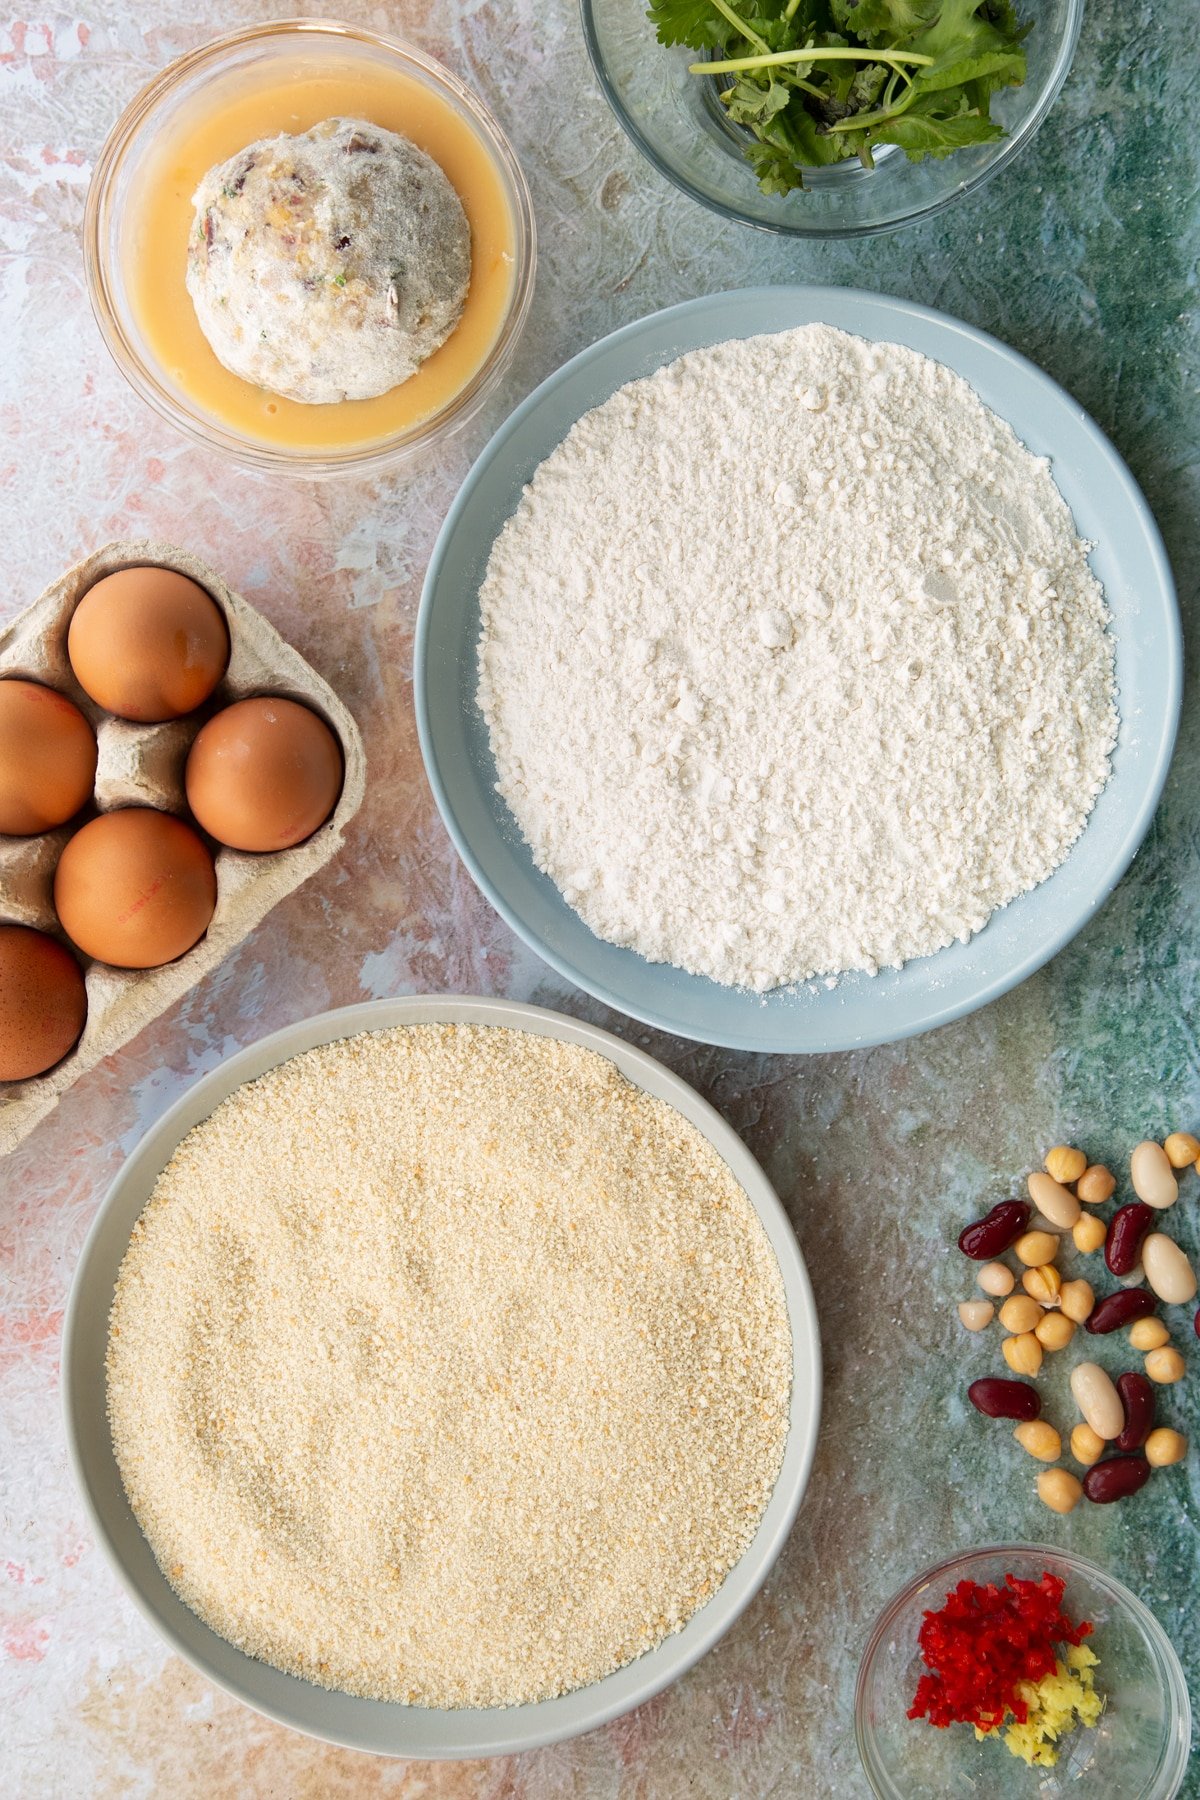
[{"xmin": 958, "ymin": 1135, "xmax": 1196, "ymax": 1512}]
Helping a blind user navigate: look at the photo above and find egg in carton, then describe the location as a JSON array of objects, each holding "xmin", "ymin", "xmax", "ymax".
[{"xmin": 0, "ymin": 539, "xmax": 366, "ymax": 1154}]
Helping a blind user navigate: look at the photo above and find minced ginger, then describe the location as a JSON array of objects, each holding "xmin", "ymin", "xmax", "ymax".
[{"xmin": 976, "ymin": 1644, "xmax": 1105, "ymax": 1767}]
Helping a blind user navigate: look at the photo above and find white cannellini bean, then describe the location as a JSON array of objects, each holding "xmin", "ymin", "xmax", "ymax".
[
  {"xmin": 958, "ymin": 1300, "xmax": 995, "ymax": 1331},
  {"xmin": 1070, "ymin": 1361, "xmax": 1125, "ymax": 1440},
  {"xmin": 1130, "ymin": 1140, "xmax": 1179, "ymax": 1209},
  {"xmin": 1118, "ymin": 1263, "xmax": 1146, "ymax": 1288},
  {"xmin": 1142, "ymin": 1233, "xmax": 1198, "ymax": 1305},
  {"xmin": 1027, "ymin": 1170, "xmax": 1081, "ymax": 1229}
]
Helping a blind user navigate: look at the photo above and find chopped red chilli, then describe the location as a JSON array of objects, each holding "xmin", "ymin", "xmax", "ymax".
[{"xmin": 908, "ymin": 1573, "xmax": 1093, "ymax": 1732}]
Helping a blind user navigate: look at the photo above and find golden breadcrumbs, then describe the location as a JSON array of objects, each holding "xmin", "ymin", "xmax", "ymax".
[{"xmin": 107, "ymin": 1025, "xmax": 792, "ymax": 1707}]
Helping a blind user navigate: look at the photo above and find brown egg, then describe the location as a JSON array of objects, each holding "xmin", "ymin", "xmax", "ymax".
[
  {"xmin": 185, "ymin": 697, "xmax": 343, "ymax": 852},
  {"xmin": 54, "ymin": 808, "xmax": 217, "ymax": 968},
  {"xmin": 0, "ymin": 678, "xmax": 97, "ymax": 836},
  {"xmin": 67, "ymin": 566, "xmax": 230, "ymax": 721},
  {"xmin": 0, "ymin": 923, "xmax": 87, "ymax": 1080}
]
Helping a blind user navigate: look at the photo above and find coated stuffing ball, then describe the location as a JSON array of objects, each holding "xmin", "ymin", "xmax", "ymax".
[{"xmin": 186, "ymin": 116, "xmax": 471, "ymax": 404}]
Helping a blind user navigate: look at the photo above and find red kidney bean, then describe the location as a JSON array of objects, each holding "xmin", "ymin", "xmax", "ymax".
[
  {"xmin": 1105, "ymin": 1203, "xmax": 1154, "ymax": 1277},
  {"xmin": 1085, "ymin": 1288, "xmax": 1159, "ymax": 1334},
  {"xmin": 958, "ymin": 1201, "xmax": 1032, "ymax": 1260},
  {"xmin": 1115, "ymin": 1373, "xmax": 1155, "ymax": 1451},
  {"xmin": 1083, "ymin": 1455, "xmax": 1151, "ymax": 1504},
  {"xmin": 968, "ymin": 1377, "xmax": 1041, "ymax": 1421}
]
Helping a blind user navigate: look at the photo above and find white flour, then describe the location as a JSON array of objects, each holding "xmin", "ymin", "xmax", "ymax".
[{"xmin": 478, "ymin": 326, "xmax": 1119, "ymax": 992}]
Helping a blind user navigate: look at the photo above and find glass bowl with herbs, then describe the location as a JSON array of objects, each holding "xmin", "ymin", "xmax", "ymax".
[
  {"xmin": 581, "ymin": 0, "xmax": 1084, "ymax": 235},
  {"xmin": 855, "ymin": 1546, "xmax": 1191, "ymax": 1799}
]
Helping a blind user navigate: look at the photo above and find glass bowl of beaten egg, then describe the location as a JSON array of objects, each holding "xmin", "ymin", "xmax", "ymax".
[{"xmin": 84, "ymin": 20, "xmax": 536, "ymax": 476}]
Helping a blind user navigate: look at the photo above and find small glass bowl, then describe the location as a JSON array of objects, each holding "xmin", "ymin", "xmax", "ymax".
[
  {"xmin": 581, "ymin": 0, "xmax": 1084, "ymax": 237},
  {"xmin": 84, "ymin": 19, "xmax": 536, "ymax": 477},
  {"xmin": 855, "ymin": 1545, "xmax": 1192, "ymax": 1800}
]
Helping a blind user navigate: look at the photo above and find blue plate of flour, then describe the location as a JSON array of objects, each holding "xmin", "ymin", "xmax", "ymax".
[{"xmin": 415, "ymin": 287, "xmax": 1180, "ymax": 1053}]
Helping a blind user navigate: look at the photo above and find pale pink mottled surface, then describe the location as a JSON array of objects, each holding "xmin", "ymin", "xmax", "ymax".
[{"xmin": 3, "ymin": 3, "xmax": 1199, "ymax": 1797}]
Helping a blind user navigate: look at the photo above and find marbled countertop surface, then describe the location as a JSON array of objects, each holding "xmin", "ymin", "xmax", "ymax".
[{"xmin": 2, "ymin": 2, "xmax": 1197, "ymax": 1795}]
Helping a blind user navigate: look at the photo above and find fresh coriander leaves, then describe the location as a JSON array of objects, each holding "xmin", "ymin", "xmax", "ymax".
[
  {"xmin": 647, "ymin": 0, "xmax": 1029, "ymax": 195},
  {"xmin": 648, "ymin": 0, "xmax": 740, "ymax": 49},
  {"xmin": 722, "ymin": 77, "xmax": 793, "ymax": 128}
]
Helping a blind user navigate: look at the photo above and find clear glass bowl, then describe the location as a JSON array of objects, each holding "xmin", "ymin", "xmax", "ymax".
[
  {"xmin": 855, "ymin": 1545, "xmax": 1192, "ymax": 1800},
  {"xmin": 84, "ymin": 19, "xmax": 536, "ymax": 476},
  {"xmin": 581, "ymin": 0, "xmax": 1084, "ymax": 237}
]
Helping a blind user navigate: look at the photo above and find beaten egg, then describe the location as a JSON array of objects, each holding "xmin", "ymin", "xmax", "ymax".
[
  {"xmin": 54, "ymin": 807, "xmax": 217, "ymax": 968},
  {"xmin": 185, "ymin": 696, "xmax": 342, "ymax": 852},
  {"xmin": 0, "ymin": 924, "xmax": 87, "ymax": 1080},
  {"xmin": 67, "ymin": 566, "xmax": 230, "ymax": 722},
  {"xmin": 0, "ymin": 679, "xmax": 97, "ymax": 835}
]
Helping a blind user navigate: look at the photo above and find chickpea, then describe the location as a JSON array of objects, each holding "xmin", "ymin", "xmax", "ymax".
[
  {"xmin": 1045, "ymin": 1146, "xmax": 1087, "ymax": 1185},
  {"xmin": 1164, "ymin": 1132, "xmax": 1200, "ymax": 1170},
  {"xmin": 1128, "ymin": 1317, "xmax": 1170, "ymax": 1351},
  {"xmin": 957, "ymin": 1300, "xmax": 994, "ymax": 1332},
  {"xmin": 1003, "ymin": 1331, "xmax": 1044, "ymax": 1376},
  {"xmin": 1076, "ymin": 1163, "xmax": 1116, "ymax": 1205},
  {"xmin": 1073, "ymin": 1213, "xmax": 1107, "ymax": 1254},
  {"xmin": 977, "ymin": 1261, "xmax": 1016, "ymax": 1298},
  {"xmin": 1145, "ymin": 1428, "xmax": 1188, "ymax": 1468},
  {"xmin": 1070, "ymin": 1422, "xmax": 1106, "ymax": 1466},
  {"xmin": 1145, "ymin": 1346, "xmax": 1186, "ymax": 1385},
  {"xmin": 1035, "ymin": 1311, "xmax": 1075, "ymax": 1352},
  {"xmin": 1037, "ymin": 1468, "xmax": 1083, "ymax": 1514},
  {"xmin": 1015, "ymin": 1229, "xmax": 1060, "ymax": 1267},
  {"xmin": 1060, "ymin": 1278, "xmax": 1095, "ymax": 1324},
  {"xmin": 1023, "ymin": 1264, "xmax": 1062, "ymax": 1305},
  {"xmin": 999, "ymin": 1294, "xmax": 1043, "ymax": 1335},
  {"xmin": 1014, "ymin": 1420, "xmax": 1061, "ymax": 1462}
]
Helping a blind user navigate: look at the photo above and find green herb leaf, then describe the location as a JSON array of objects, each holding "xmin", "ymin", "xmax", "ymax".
[
  {"xmin": 848, "ymin": 62, "xmax": 890, "ymax": 109},
  {"xmin": 745, "ymin": 139, "xmax": 806, "ymax": 193},
  {"xmin": 828, "ymin": 0, "xmax": 937, "ymax": 39},
  {"xmin": 980, "ymin": 0, "xmax": 1028, "ymax": 38},
  {"xmin": 647, "ymin": 0, "xmax": 739, "ymax": 48},
  {"xmin": 906, "ymin": 0, "xmax": 1019, "ymax": 60},
  {"xmin": 916, "ymin": 46, "xmax": 1025, "ymax": 93},
  {"xmin": 722, "ymin": 76, "xmax": 794, "ymax": 127},
  {"xmin": 777, "ymin": 98, "xmax": 852, "ymax": 167},
  {"xmin": 649, "ymin": 0, "xmax": 1028, "ymax": 194},
  {"xmin": 873, "ymin": 105, "xmax": 1005, "ymax": 158}
]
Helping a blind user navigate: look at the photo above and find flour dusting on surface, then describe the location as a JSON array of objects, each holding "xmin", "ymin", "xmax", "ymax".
[{"xmin": 477, "ymin": 325, "xmax": 1119, "ymax": 992}]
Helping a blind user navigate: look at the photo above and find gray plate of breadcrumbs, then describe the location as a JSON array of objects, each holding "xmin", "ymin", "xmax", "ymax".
[{"xmin": 64, "ymin": 995, "xmax": 820, "ymax": 1757}]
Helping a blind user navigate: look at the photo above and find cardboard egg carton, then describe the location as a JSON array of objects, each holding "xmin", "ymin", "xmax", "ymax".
[{"xmin": 0, "ymin": 540, "xmax": 366, "ymax": 1154}]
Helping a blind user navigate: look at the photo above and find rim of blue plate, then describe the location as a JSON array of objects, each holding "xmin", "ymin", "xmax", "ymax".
[{"xmin": 415, "ymin": 286, "xmax": 1181, "ymax": 1054}]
